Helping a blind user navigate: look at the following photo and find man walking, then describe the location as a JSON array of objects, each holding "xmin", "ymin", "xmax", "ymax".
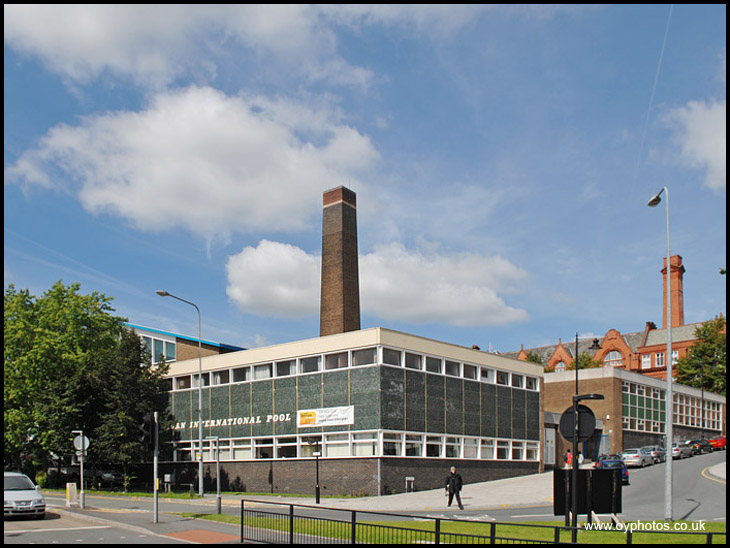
[{"xmin": 444, "ymin": 466, "xmax": 464, "ymax": 510}]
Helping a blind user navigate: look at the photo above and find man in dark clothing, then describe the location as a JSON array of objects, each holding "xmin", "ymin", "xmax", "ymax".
[{"xmin": 444, "ymin": 466, "xmax": 464, "ymax": 510}]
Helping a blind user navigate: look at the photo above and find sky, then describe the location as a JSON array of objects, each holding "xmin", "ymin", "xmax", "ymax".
[{"xmin": 4, "ymin": 5, "xmax": 726, "ymax": 354}]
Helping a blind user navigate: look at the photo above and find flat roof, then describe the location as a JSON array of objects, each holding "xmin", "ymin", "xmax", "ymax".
[{"xmin": 166, "ymin": 326, "xmax": 544, "ymax": 378}]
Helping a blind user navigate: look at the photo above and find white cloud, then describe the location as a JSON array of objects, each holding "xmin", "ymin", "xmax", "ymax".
[
  {"xmin": 5, "ymin": 86, "xmax": 379, "ymax": 240},
  {"xmin": 225, "ymin": 240, "xmax": 529, "ymax": 327},
  {"xmin": 226, "ymin": 240, "xmax": 320, "ymax": 318},
  {"xmin": 665, "ymin": 99, "xmax": 726, "ymax": 191},
  {"xmin": 4, "ymin": 5, "xmax": 585, "ymax": 89}
]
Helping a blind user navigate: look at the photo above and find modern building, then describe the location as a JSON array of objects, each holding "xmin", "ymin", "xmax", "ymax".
[
  {"xmin": 125, "ymin": 322, "xmax": 245, "ymax": 366},
  {"xmin": 543, "ymin": 366, "xmax": 725, "ymax": 464},
  {"xmin": 155, "ymin": 187, "xmax": 544, "ymax": 495}
]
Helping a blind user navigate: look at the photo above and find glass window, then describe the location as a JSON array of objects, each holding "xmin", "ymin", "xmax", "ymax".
[
  {"xmin": 352, "ymin": 432, "xmax": 377, "ymax": 456},
  {"xmin": 154, "ymin": 339, "xmax": 165, "ymax": 363},
  {"xmin": 497, "ymin": 440, "xmax": 510, "ymax": 459},
  {"xmin": 511, "ymin": 441, "xmax": 524, "ymax": 460},
  {"xmin": 383, "ymin": 348, "xmax": 401, "ymax": 366},
  {"xmin": 300, "ymin": 436, "xmax": 322, "ymax": 457},
  {"xmin": 276, "ymin": 360, "xmax": 295, "ymax": 377},
  {"xmin": 325, "ymin": 352, "xmax": 348, "ymax": 370},
  {"xmin": 463, "ymin": 364, "xmax": 477, "ymax": 380},
  {"xmin": 496, "ymin": 371, "xmax": 509, "ymax": 385},
  {"xmin": 212, "ymin": 370, "xmax": 229, "ymax": 385},
  {"xmin": 656, "ymin": 353, "xmax": 665, "ymax": 367},
  {"xmin": 426, "ymin": 436, "xmax": 442, "ymax": 457},
  {"xmin": 511, "ymin": 374, "xmax": 523, "ymax": 388},
  {"xmin": 426, "ymin": 357, "xmax": 442, "ymax": 373},
  {"xmin": 405, "ymin": 435, "xmax": 422, "ymax": 456},
  {"xmin": 192, "ymin": 373, "xmax": 210, "ymax": 387},
  {"xmin": 276, "ymin": 438, "xmax": 298, "ymax": 458},
  {"xmin": 642, "ymin": 355, "xmax": 651, "ymax": 369},
  {"xmin": 526, "ymin": 377, "xmax": 537, "ymax": 390},
  {"xmin": 604, "ymin": 351, "xmax": 623, "ymax": 367},
  {"xmin": 352, "ymin": 348, "xmax": 376, "ymax": 366},
  {"xmin": 232, "ymin": 366, "xmax": 250, "ymax": 382},
  {"xmin": 526, "ymin": 442, "xmax": 539, "ymax": 461},
  {"xmin": 405, "ymin": 353, "xmax": 422, "ymax": 370},
  {"xmin": 445, "ymin": 361, "xmax": 460, "ymax": 377},
  {"xmin": 445, "ymin": 437, "xmax": 460, "ymax": 458},
  {"xmin": 175, "ymin": 375, "xmax": 191, "ymax": 390},
  {"xmin": 480, "ymin": 367, "xmax": 494, "ymax": 383},
  {"xmin": 254, "ymin": 438, "xmax": 273, "ymax": 459},
  {"xmin": 165, "ymin": 341, "xmax": 177, "ymax": 362},
  {"xmin": 254, "ymin": 363, "xmax": 272, "ymax": 380},
  {"xmin": 301, "ymin": 356, "xmax": 321, "ymax": 373},
  {"xmin": 463, "ymin": 438, "xmax": 478, "ymax": 458},
  {"xmin": 325, "ymin": 434, "xmax": 350, "ymax": 457},
  {"xmin": 383, "ymin": 433, "xmax": 402, "ymax": 456},
  {"xmin": 480, "ymin": 439, "xmax": 495, "ymax": 459}
]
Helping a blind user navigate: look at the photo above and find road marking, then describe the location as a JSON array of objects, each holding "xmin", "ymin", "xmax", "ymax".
[
  {"xmin": 700, "ymin": 465, "xmax": 725, "ymax": 485},
  {"xmin": 4, "ymin": 526, "xmax": 112, "ymax": 535}
]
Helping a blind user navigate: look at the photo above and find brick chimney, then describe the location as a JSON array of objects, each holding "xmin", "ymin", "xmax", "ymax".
[
  {"xmin": 320, "ymin": 186, "xmax": 361, "ymax": 336},
  {"xmin": 662, "ymin": 255, "xmax": 685, "ymax": 329}
]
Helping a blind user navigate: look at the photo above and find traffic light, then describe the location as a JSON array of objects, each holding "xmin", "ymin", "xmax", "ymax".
[{"xmin": 139, "ymin": 413, "xmax": 153, "ymax": 451}]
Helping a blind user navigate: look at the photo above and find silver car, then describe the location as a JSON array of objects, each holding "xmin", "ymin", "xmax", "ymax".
[
  {"xmin": 4, "ymin": 472, "xmax": 46, "ymax": 519},
  {"xmin": 671, "ymin": 442, "xmax": 693, "ymax": 459},
  {"xmin": 641, "ymin": 445, "xmax": 666, "ymax": 463},
  {"xmin": 621, "ymin": 448, "xmax": 653, "ymax": 468}
]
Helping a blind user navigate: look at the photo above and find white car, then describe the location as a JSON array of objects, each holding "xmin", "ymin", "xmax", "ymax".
[
  {"xmin": 621, "ymin": 448, "xmax": 653, "ymax": 468},
  {"xmin": 4, "ymin": 472, "xmax": 46, "ymax": 519}
]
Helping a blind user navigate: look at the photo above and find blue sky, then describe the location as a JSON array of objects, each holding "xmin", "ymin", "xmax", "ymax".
[{"xmin": 4, "ymin": 5, "xmax": 726, "ymax": 353}]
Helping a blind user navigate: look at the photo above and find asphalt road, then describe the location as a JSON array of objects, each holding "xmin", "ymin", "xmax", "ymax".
[{"xmin": 4, "ymin": 450, "xmax": 724, "ymax": 544}]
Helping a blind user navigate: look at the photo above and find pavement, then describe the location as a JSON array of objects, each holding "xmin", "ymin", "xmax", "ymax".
[{"xmin": 47, "ymin": 461, "xmax": 726, "ymax": 544}]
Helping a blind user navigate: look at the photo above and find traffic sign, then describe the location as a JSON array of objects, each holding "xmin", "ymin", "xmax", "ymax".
[
  {"xmin": 73, "ymin": 435, "xmax": 90, "ymax": 452},
  {"xmin": 559, "ymin": 404, "xmax": 596, "ymax": 442}
]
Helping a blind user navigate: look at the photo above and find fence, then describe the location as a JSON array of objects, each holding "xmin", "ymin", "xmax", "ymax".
[
  {"xmin": 240, "ymin": 499, "xmax": 726, "ymax": 544},
  {"xmin": 241, "ymin": 500, "xmax": 568, "ymax": 544}
]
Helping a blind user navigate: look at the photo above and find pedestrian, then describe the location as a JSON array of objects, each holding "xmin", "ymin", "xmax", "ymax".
[
  {"xmin": 444, "ymin": 466, "xmax": 464, "ymax": 510},
  {"xmin": 577, "ymin": 451, "xmax": 584, "ymax": 467},
  {"xmin": 563, "ymin": 449, "xmax": 573, "ymax": 469}
]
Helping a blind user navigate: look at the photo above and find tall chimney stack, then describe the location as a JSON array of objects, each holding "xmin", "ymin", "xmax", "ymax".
[
  {"xmin": 662, "ymin": 254, "xmax": 685, "ymax": 329},
  {"xmin": 320, "ymin": 186, "xmax": 361, "ymax": 336}
]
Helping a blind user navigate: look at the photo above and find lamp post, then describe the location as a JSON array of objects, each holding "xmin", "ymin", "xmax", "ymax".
[
  {"xmin": 156, "ymin": 290, "xmax": 204, "ymax": 498},
  {"xmin": 647, "ymin": 187, "xmax": 673, "ymax": 521},
  {"xmin": 205, "ymin": 436, "xmax": 221, "ymax": 514}
]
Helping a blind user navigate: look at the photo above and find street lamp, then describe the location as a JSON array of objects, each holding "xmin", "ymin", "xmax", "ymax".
[
  {"xmin": 156, "ymin": 290, "xmax": 205, "ymax": 498},
  {"xmin": 647, "ymin": 187, "xmax": 673, "ymax": 521}
]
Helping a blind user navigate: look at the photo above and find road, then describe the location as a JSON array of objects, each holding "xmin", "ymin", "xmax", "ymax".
[{"xmin": 4, "ymin": 450, "xmax": 724, "ymax": 543}]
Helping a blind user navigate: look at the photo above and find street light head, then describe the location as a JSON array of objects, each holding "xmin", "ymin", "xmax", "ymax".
[
  {"xmin": 648, "ymin": 187, "xmax": 666, "ymax": 207},
  {"xmin": 156, "ymin": 290, "xmax": 170, "ymax": 297}
]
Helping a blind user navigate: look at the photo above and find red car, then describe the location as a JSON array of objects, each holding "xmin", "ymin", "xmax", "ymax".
[{"xmin": 708, "ymin": 437, "xmax": 726, "ymax": 450}]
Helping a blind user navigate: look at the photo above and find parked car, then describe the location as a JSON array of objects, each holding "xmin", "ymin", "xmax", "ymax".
[
  {"xmin": 708, "ymin": 436, "xmax": 726, "ymax": 451},
  {"xmin": 683, "ymin": 439, "xmax": 713, "ymax": 455},
  {"xmin": 4, "ymin": 472, "xmax": 46, "ymax": 520},
  {"xmin": 641, "ymin": 445, "xmax": 667, "ymax": 464},
  {"xmin": 621, "ymin": 448, "xmax": 653, "ymax": 467},
  {"xmin": 594, "ymin": 455, "xmax": 629, "ymax": 484},
  {"xmin": 671, "ymin": 442, "xmax": 693, "ymax": 459}
]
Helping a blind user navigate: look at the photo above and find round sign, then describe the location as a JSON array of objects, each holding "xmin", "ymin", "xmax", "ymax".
[
  {"xmin": 559, "ymin": 404, "xmax": 596, "ymax": 443},
  {"xmin": 73, "ymin": 435, "xmax": 90, "ymax": 451}
]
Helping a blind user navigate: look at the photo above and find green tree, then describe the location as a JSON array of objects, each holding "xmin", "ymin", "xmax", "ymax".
[
  {"xmin": 676, "ymin": 316, "xmax": 726, "ymax": 396},
  {"xmin": 4, "ymin": 281, "xmax": 170, "ymax": 475}
]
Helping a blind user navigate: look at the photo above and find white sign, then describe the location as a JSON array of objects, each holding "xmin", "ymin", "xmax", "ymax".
[
  {"xmin": 297, "ymin": 406, "xmax": 355, "ymax": 428},
  {"xmin": 73, "ymin": 435, "xmax": 90, "ymax": 451}
]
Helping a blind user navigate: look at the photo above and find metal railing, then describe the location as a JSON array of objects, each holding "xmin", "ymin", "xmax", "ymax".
[
  {"xmin": 240, "ymin": 500, "xmax": 568, "ymax": 544},
  {"xmin": 240, "ymin": 499, "xmax": 726, "ymax": 545}
]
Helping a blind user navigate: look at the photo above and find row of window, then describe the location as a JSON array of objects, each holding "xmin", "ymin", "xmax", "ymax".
[
  {"xmin": 621, "ymin": 381, "xmax": 723, "ymax": 433},
  {"xmin": 141, "ymin": 335, "xmax": 176, "ymax": 365},
  {"xmin": 640, "ymin": 351, "xmax": 678, "ymax": 370},
  {"xmin": 173, "ymin": 431, "xmax": 540, "ymax": 462},
  {"xmin": 171, "ymin": 346, "xmax": 539, "ymax": 392}
]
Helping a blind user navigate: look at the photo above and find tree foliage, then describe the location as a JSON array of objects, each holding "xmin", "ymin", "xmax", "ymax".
[
  {"xmin": 676, "ymin": 316, "xmax": 726, "ymax": 396},
  {"xmin": 4, "ymin": 281, "xmax": 170, "ymax": 474}
]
